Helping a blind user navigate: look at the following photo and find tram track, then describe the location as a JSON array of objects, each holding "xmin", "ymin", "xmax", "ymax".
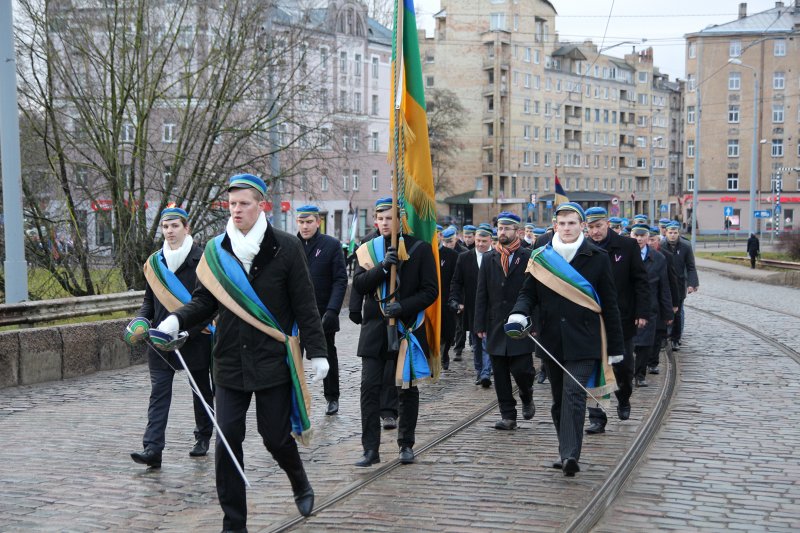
[{"xmin": 697, "ymin": 293, "xmax": 800, "ymax": 321}]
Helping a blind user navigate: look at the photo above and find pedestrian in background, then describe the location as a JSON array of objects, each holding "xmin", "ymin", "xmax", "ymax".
[{"xmin": 747, "ymin": 233, "xmax": 760, "ymax": 269}]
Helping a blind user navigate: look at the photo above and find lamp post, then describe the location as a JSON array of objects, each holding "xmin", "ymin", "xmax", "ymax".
[
  {"xmin": 649, "ymin": 134, "xmax": 663, "ymax": 221},
  {"xmin": 729, "ymin": 58, "xmax": 758, "ymax": 235}
]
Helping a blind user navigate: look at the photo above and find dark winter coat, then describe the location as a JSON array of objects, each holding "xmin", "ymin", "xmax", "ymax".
[
  {"xmin": 511, "ymin": 239, "xmax": 625, "ymax": 362},
  {"xmin": 448, "ymin": 248, "xmax": 484, "ymax": 334},
  {"xmin": 438, "ymin": 245, "xmax": 459, "ymax": 343},
  {"xmin": 747, "ymin": 235, "xmax": 760, "ymax": 257},
  {"xmin": 137, "ymin": 242, "xmax": 213, "ymax": 372},
  {"xmin": 298, "ymin": 229, "xmax": 348, "ymax": 332},
  {"xmin": 632, "ymin": 246, "xmax": 673, "ymax": 347},
  {"xmin": 352, "ymin": 234, "xmax": 439, "ymax": 360},
  {"xmin": 663, "ymin": 237, "xmax": 699, "ymax": 297},
  {"xmin": 656, "ymin": 245, "xmax": 681, "ymax": 308},
  {"xmin": 474, "ymin": 245, "xmax": 536, "ymax": 356},
  {"xmin": 173, "ymin": 224, "xmax": 328, "ymax": 392},
  {"xmin": 592, "ymin": 230, "xmax": 651, "ymax": 340}
]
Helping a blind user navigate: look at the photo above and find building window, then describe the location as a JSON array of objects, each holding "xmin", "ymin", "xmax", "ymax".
[
  {"xmin": 342, "ymin": 173, "xmax": 349, "ymax": 191},
  {"xmin": 523, "ymin": 98, "xmax": 530, "ymax": 114},
  {"xmin": 489, "ymin": 12, "xmax": 506, "ymax": 31},
  {"xmin": 688, "ymin": 42, "xmax": 696, "ymax": 59},
  {"xmin": 524, "ymin": 73, "xmax": 531, "ymax": 88},
  {"xmin": 339, "ymin": 90, "xmax": 347, "ymax": 111},
  {"xmin": 523, "ymin": 151, "xmax": 530, "ymax": 165},
  {"xmin": 774, "ymin": 39, "xmax": 786, "ymax": 57},
  {"xmin": 372, "ymin": 170, "xmax": 379, "ymax": 191},
  {"xmin": 121, "ymin": 122, "xmax": 135, "ymax": 143},
  {"xmin": 727, "ymin": 139, "xmax": 739, "ymax": 157},
  {"xmin": 339, "ymin": 51, "xmax": 347, "ymax": 73},
  {"xmin": 523, "ymin": 125, "xmax": 531, "ymax": 139},
  {"xmin": 773, "ymin": 104, "xmax": 784, "ymax": 123},
  {"xmin": 162, "ymin": 123, "xmax": 176, "ymax": 143},
  {"xmin": 352, "ymin": 169, "xmax": 359, "ymax": 191},
  {"xmin": 372, "ymin": 94, "xmax": 379, "ymax": 115},
  {"xmin": 475, "ymin": 176, "xmax": 483, "ymax": 191},
  {"xmin": 637, "ymin": 71, "xmax": 648, "ymax": 83},
  {"xmin": 524, "ymin": 47, "xmax": 531, "ymax": 62},
  {"xmin": 353, "ymin": 92, "xmax": 362, "ymax": 113},
  {"xmin": 687, "ymin": 139, "xmax": 695, "ymax": 157},
  {"xmin": 773, "ymin": 71, "xmax": 785, "ymax": 90},
  {"xmin": 371, "ymin": 131, "xmax": 379, "ymax": 152},
  {"xmin": 687, "ymin": 106, "xmax": 695, "ymax": 124},
  {"xmin": 372, "ymin": 56, "xmax": 379, "ymax": 78},
  {"xmin": 729, "ymin": 40, "xmax": 741, "ymax": 57},
  {"xmin": 426, "ymin": 76, "xmax": 434, "ymax": 88},
  {"xmin": 728, "ymin": 72, "xmax": 741, "ymax": 90},
  {"xmin": 727, "ymin": 173, "xmax": 739, "ymax": 190},
  {"xmin": 354, "ymin": 54, "xmax": 362, "ymax": 76},
  {"xmin": 321, "ymin": 175, "xmax": 329, "ymax": 191},
  {"xmin": 772, "ymin": 139, "xmax": 784, "ymax": 157},
  {"xmin": 686, "ymin": 174, "xmax": 694, "ymax": 191},
  {"xmin": 728, "ymin": 105, "xmax": 740, "ymax": 123}
]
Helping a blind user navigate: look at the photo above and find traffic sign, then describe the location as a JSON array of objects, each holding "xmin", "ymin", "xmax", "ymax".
[
  {"xmin": 546, "ymin": 200, "xmax": 553, "ymax": 208},
  {"xmin": 660, "ymin": 204, "xmax": 668, "ymax": 212},
  {"xmin": 723, "ymin": 206, "xmax": 734, "ymax": 217},
  {"xmin": 754, "ymin": 210, "xmax": 771, "ymax": 218},
  {"xmin": 775, "ymin": 205, "xmax": 782, "ymax": 214}
]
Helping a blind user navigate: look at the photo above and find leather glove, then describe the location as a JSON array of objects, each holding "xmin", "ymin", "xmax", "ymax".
[
  {"xmin": 381, "ymin": 247, "xmax": 399, "ymax": 269},
  {"xmin": 321, "ymin": 310, "xmax": 338, "ymax": 332},
  {"xmin": 609, "ymin": 355, "xmax": 624, "ymax": 365},
  {"xmin": 506, "ymin": 313, "xmax": 528, "ymax": 326},
  {"xmin": 311, "ymin": 357, "xmax": 330, "ymax": 384},
  {"xmin": 447, "ymin": 300, "xmax": 461, "ymax": 313},
  {"xmin": 349, "ymin": 311, "xmax": 362, "ymax": 325},
  {"xmin": 383, "ymin": 301, "xmax": 403, "ymax": 318},
  {"xmin": 155, "ymin": 315, "xmax": 180, "ymax": 339}
]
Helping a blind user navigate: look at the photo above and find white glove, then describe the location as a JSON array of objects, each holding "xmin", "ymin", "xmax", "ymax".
[
  {"xmin": 506, "ymin": 313, "xmax": 527, "ymax": 326},
  {"xmin": 608, "ymin": 355, "xmax": 624, "ymax": 365},
  {"xmin": 311, "ymin": 357, "xmax": 330, "ymax": 384},
  {"xmin": 156, "ymin": 315, "xmax": 180, "ymax": 338}
]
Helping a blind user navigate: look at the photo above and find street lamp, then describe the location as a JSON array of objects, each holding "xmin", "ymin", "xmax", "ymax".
[
  {"xmin": 728, "ymin": 58, "xmax": 758, "ymax": 235},
  {"xmin": 649, "ymin": 134, "xmax": 663, "ymax": 220}
]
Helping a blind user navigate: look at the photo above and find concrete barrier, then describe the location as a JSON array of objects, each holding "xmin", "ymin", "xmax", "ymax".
[{"xmin": 0, "ymin": 318, "xmax": 146, "ymax": 389}]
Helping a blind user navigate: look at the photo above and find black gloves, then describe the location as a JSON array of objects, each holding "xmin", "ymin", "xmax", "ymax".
[
  {"xmin": 349, "ymin": 311, "xmax": 363, "ymax": 325},
  {"xmin": 381, "ymin": 247, "xmax": 399, "ymax": 270},
  {"xmin": 383, "ymin": 301, "xmax": 403, "ymax": 318},
  {"xmin": 321, "ymin": 310, "xmax": 339, "ymax": 332},
  {"xmin": 447, "ymin": 300, "xmax": 461, "ymax": 313}
]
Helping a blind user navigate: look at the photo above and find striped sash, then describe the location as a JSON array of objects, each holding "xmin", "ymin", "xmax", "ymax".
[{"xmin": 196, "ymin": 235, "xmax": 312, "ymax": 445}]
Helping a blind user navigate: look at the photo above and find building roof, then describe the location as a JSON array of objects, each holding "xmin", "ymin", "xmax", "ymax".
[
  {"xmin": 552, "ymin": 44, "xmax": 587, "ymax": 60},
  {"xmin": 610, "ymin": 58, "xmax": 634, "ymax": 71},
  {"xmin": 443, "ymin": 190, "xmax": 478, "ymax": 205},
  {"xmin": 688, "ymin": 5, "xmax": 800, "ymax": 37},
  {"xmin": 538, "ymin": 192, "xmax": 620, "ymax": 203}
]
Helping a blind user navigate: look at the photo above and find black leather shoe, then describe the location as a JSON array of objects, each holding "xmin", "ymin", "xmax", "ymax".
[
  {"xmin": 671, "ymin": 340, "xmax": 680, "ymax": 351},
  {"xmin": 131, "ymin": 448, "xmax": 162, "ymax": 468},
  {"xmin": 325, "ymin": 400, "xmax": 339, "ymax": 415},
  {"xmin": 481, "ymin": 378, "xmax": 492, "ymax": 388},
  {"xmin": 648, "ymin": 366, "xmax": 660, "ymax": 375},
  {"xmin": 494, "ymin": 419, "xmax": 517, "ymax": 430},
  {"xmin": 189, "ymin": 439, "xmax": 210, "ymax": 457},
  {"xmin": 220, "ymin": 528, "xmax": 248, "ymax": 533},
  {"xmin": 399, "ymin": 446, "xmax": 415, "ymax": 464},
  {"xmin": 537, "ymin": 372, "xmax": 547, "ymax": 384},
  {"xmin": 382, "ymin": 417, "xmax": 397, "ymax": 430},
  {"xmin": 475, "ymin": 378, "xmax": 482, "ymax": 385},
  {"xmin": 453, "ymin": 354, "xmax": 462, "ymax": 362},
  {"xmin": 585, "ymin": 422, "xmax": 605, "ymax": 434},
  {"xmin": 522, "ymin": 401, "xmax": 535, "ymax": 420},
  {"xmin": 551, "ymin": 458, "xmax": 563, "ymax": 469},
  {"xmin": 354, "ymin": 450, "xmax": 380, "ymax": 467},
  {"xmin": 617, "ymin": 404, "xmax": 631, "ymax": 421},
  {"xmin": 563, "ymin": 457, "xmax": 580, "ymax": 477},
  {"xmin": 636, "ymin": 377, "xmax": 649, "ymax": 387},
  {"xmin": 293, "ymin": 485, "xmax": 314, "ymax": 517}
]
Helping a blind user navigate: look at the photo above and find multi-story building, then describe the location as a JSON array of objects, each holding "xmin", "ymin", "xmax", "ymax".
[
  {"xmin": 684, "ymin": 1, "xmax": 800, "ymax": 233},
  {"xmin": 421, "ymin": 0, "xmax": 680, "ymax": 226}
]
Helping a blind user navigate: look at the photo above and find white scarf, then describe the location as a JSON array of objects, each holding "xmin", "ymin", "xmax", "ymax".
[
  {"xmin": 162, "ymin": 235, "xmax": 194, "ymax": 273},
  {"xmin": 552, "ymin": 232, "xmax": 584, "ymax": 264},
  {"xmin": 226, "ymin": 212, "xmax": 267, "ymax": 273}
]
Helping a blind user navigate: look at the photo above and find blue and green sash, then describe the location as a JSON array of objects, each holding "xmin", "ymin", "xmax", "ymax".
[
  {"xmin": 196, "ymin": 235, "xmax": 312, "ymax": 445},
  {"xmin": 356, "ymin": 237, "xmax": 431, "ymax": 388},
  {"xmin": 143, "ymin": 250, "xmax": 214, "ymax": 335},
  {"xmin": 527, "ymin": 245, "xmax": 618, "ymax": 408}
]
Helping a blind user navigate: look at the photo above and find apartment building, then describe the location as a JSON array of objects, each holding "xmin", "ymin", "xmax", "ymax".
[
  {"xmin": 420, "ymin": 0, "xmax": 680, "ymax": 226},
  {"xmin": 684, "ymin": 1, "xmax": 800, "ymax": 233}
]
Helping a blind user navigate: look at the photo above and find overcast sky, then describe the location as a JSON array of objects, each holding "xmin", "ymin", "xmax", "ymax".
[{"xmin": 414, "ymin": 0, "xmax": 783, "ymax": 79}]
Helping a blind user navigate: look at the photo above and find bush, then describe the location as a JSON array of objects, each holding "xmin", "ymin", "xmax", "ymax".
[{"xmin": 778, "ymin": 231, "xmax": 800, "ymax": 261}]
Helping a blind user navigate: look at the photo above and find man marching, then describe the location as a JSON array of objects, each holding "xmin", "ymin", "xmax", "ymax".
[
  {"xmin": 154, "ymin": 174, "xmax": 329, "ymax": 530},
  {"xmin": 509, "ymin": 202, "xmax": 625, "ymax": 476},
  {"xmin": 126, "ymin": 206, "xmax": 214, "ymax": 468},
  {"xmin": 296, "ymin": 205, "xmax": 348, "ymax": 416},
  {"xmin": 352, "ymin": 197, "xmax": 438, "ymax": 467}
]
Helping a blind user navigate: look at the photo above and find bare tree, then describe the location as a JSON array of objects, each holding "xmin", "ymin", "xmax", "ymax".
[
  {"xmin": 15, "ymin": 0, "xmax": 340, "ymax": 295},
  {"xmin": 426, "ymin": 88, "xmax": 467, "ymax": 196},
  {"xmin": 364, "ymin": 0, "xmax": 394, "ymax": 28}
]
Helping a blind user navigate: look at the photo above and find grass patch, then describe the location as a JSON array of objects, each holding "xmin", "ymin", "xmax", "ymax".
[
  {"xmin": 1, "ymin": 267, "xmax": 128, "ymax": 301},
  {"xmin": 0, "ymin": 310, "xmax": 133, "ymax": 333},
  {"xmin": 696, "ymin": 250, "xmax": 794, "ymax": 270}
]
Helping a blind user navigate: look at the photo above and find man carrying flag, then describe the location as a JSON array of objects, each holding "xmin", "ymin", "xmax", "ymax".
[
  {"xmin": 352, "ymin": 198, "xmax": 438, "ymax": 467},
  {"xmin": 508, "ymin": 202, "xmax": 625, "ymax": 477},
  {"xmin": 156, "ymin": 174, "xmax": 329, "ymax": 529},
  {"xmin": 126, "ymin": 206, "xmax": 214, "ymax": 468}
]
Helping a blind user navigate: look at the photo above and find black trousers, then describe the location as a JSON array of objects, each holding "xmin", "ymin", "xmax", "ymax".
[
  {"xmin": 360, "ymin": 356, "xmax": 418, "ymax": 452},
  {"xmin": 546, "ymin": 357, "xmax": 595, "ymax": 461},
  {"xmin": 142, "ymin": 362, "xmax": 213, "ymax": 451},
  {"xmin": 670, "ymin": 298, "xmax": 686, "ymax": 341},
  {"xmin": 588, "ymin": 337, "xmax": 634, "ymax": 426},
  {"xmin": 749, "ymin": 253, "xmax": 757, "ymax": 268},
  {"xmin": 633, "ymin": 344, "xmax": 651, "ymax": 381},
  {"xmin": 454, "ymin": 313, "xmax": 466, "ymax": 352},
  {"xmin": 215, "ymin": 383, "xmax": 309, "ymax": 531},
  {"xmin": 380, "ymin": 360, "xmax": 398, "ymax": 418},
  {"xmin": 648, "ymin": 329, "xmax": 667, "ymax": 367},
  {"xmin": 322, "ymin": 331, "xmax": 339, "ymax": 402},
  {"xmin": 489, "ymin": 353, "xmax": 535, "ymax": 420}
]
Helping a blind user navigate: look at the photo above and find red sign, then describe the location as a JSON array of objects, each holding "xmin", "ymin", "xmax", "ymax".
[
  {"xmin": 90, "ymin": 199, "xmax": 149, "ymax": 211},
  {"xmin": 281, "ymin": 201, "xmax": 291, "ymax": 212},
  {"xmin": 719, "ymin": 196, "xmax": 737, "ymax": 202}
]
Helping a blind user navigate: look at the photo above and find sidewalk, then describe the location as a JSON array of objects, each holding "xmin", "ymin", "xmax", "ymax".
[{"xmin": 694, "ymin": 257, "xmax": 777, "ymax": 282}]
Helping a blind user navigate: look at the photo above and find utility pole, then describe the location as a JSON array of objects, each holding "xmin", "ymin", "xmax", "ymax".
[
  {"xmin": 0, "ymin": 1, "xmax": 29, "ymax": 303},
  {"xmin": 266, "ymin": 7, "xmax": 282, "ymax": 231},
  {"xmin": 690, "ymin": 39, "xmax": 703, "ymax": 251}
]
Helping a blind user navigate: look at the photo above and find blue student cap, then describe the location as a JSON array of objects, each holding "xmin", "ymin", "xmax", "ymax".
[
  {"xmin": 585, "ymin": 206, "xmax": 608, "ymax": 223},
  {"xmin": 463, "ymin": 225, "xmax": 477, "ymax": 234},
  {"xmin": 375, "ymin": 197, "xmax": 393, "ymax": 212},
  {"xmin": 228, "ymin": 174, "xmax": 267, "ymax": 196},
  {"xmin": 160, "ymin": 206, "xmax": 188, "ymax": 222},
  {"xmin": 555, "ymin": 202, "xmax": 586, "ymax": 222},
  {"xmin": 441, "ymin": 225, "xmax": 457, "ymax": 239},
  {"xmin": 296, "ymin": 205, "xmax": 320, "ymax": 218},
  {"xmin": 497, "ymin": 211, "xmax": 521, "ymax": 225}
]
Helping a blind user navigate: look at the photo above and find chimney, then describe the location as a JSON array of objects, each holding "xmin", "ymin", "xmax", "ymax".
[
  {"xmin": 775, "ymin": 1, "xmax": 784, "ymax": 8},
  {"xmin": 739, "ymin": 2, "xmax": 747, "ymax": 18}
]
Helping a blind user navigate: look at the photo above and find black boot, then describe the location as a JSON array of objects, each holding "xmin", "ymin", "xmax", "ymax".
[
  {"xmin": 189, "ymin": 439, "xmax": 210, "ymax": 457},
  {"xmin": 131, "ymin": 448, "xmax": 162, "ymax": 468},
  {"xmin": 293, "ymin": 485, "xmax": 314, "ymax": 517}
]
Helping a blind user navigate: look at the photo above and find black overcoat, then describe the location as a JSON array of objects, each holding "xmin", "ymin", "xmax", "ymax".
[
  {"xmin": 662, "ymin": 237, "xmax": 699, "ymax": 297},
  {"xmin": 448, "ymin": 248, "xmax": 482, "ymax": 333},
  {"xmin": 511, "ymin": 239, "xmax": 625, "ymax": 361},
  {"xmin": 353, "ymin": 234, "xmax": 439, "ymax": 360},
  {"xmin": 438, "ymin": 245, "xmax": 459, "ymax": 343},
  {"xmin": 633, "ymin": 246, "xmax": 673, "ymax": 346},
  {"xmin": 173, "ymin": 224, "xmax": 328, "ymax": 392},
  {"xmin": 298, "ymin": 229, "xmax": 348, "ymax": 332},
  {"xmin": 137, "ymin": 242, "xmax": 212, "ymax": 372},
  {"xmin": 474, "ymin": 245, "xmax": 536, "ymax": 356}
]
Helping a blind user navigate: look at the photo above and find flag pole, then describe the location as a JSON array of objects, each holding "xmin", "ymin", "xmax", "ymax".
[{"xmin": 387, "ymin": 0, "xmax": 405, "ymax": 355}]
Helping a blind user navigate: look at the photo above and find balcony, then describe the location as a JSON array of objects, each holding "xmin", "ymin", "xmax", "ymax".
[
  {"xmin": 568, "ymin": 91, "xmax": 582, "ymax": 102},
  {"xmin": 566, "ymin": 139, "xmax": 581, "ymax": 150},
  {"xmin": 565, "ymin": 115, "xmax": 582, "ymax": 127},
  {"xmin": 620, "ymin": 143, "xmax": 634, "ymax": 153}
]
